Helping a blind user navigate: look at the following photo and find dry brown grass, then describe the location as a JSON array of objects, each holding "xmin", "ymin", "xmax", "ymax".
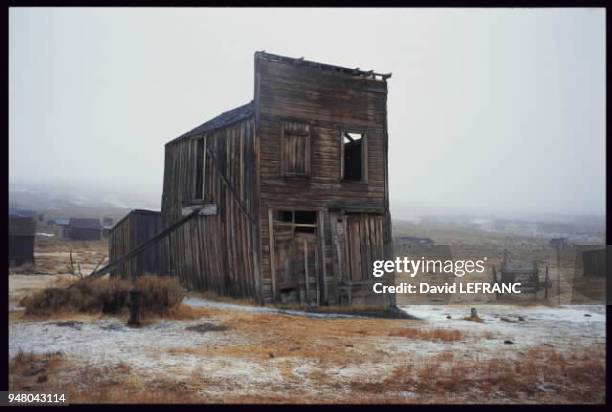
[
  {"xmin": 21, "ymin": 277, "xmax": 130, "ymax": 316},
  {"xmin": 164, "ymin": 303, "xmax": 215, "ymax": 320},
  {"xmin": 9, "ymin": 350, "xmax": 208, "ymax": 404},
  {"xmin": 365, "ymin": 345, "xmax": 606, "ymax": 403},
  {"xmin": 134, "ymin": 275, "xmax": 186, "ymax": 316},
  {"xmin": 388, "ymin": 327, "xmax": 463, "ymax": 342},
  {"xmin": 10, "ymin": 350, "xmax": 64, "ymax": 376},
  {"xmin": 163, "ymin": 310, "xmax": 410, "ymax": 366},
  {"xmin": 8, "ymin": 323, "xmax": 605, "ymax": 404},
  {"xmin": 21, "ymin": 275, "xmax": 185, "ymax": 319},
  {"xmin": 9, "ymin": 350, "xmax": 65, "ymax": 393}
]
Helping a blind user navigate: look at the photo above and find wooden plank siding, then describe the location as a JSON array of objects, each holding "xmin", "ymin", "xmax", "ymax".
[
  {"xmin": 161, "ymin": 118, "xmax": 258, "ymax": 299},
  {"xmin": 9, "ymin": 216, "xmax": 36, "ymax": 267},
  {"xmin": 254, "ymin": 53, "xmax": 394, "ymax": 306},
  {"xmin": 109, "ymin": 210, "xmax": 166, "ymax": 278}
]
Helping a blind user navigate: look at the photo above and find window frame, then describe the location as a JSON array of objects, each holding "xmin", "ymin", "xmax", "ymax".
[
  {"xmin": 339, "ymin": 130, "xmax": 368, "ymax": 183},
  {"xmin": 271, "ymin": 209, "xmax": 318, "ymax": 235},
  {"xmin": 193, "ymin": 136, "xmax": 207, "ymax": 200}
]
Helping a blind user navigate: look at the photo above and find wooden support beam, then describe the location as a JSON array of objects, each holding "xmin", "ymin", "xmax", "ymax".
[{"xmin": 205, "ymin": 146, "xmax": 256, "ymax": 226}]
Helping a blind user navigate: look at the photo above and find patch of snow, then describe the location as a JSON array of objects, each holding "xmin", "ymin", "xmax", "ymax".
[{"xmin": 394, "ymin": 304, "xmax": 605, "ymax": 353}]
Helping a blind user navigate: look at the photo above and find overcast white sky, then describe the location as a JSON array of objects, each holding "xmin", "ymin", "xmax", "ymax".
[{"xmin": 9, "ymin": 8, "xmax": 606, "ymax": 216}]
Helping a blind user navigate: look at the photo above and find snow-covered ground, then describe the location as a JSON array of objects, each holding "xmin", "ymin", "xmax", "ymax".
[
  {"xmin": 9, "ymin": 299, "xmax": 605, "ymax": 395},
  {"xmin": 399, "ymin": 304, "xmax": 605, "ymax": 351}
]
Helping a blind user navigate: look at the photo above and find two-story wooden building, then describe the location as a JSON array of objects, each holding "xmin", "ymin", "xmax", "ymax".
[{"xmin": 113, "ymin": 52, "xmax": 395, "ymax": 307}]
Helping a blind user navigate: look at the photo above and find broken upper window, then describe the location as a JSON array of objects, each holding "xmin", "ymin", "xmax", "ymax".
[
  {"xmin": 341, "ymin": 132, "xmax": 367, "ymax": 182},
  {"xmin": 194, "ymin": 137, "xmax": 205, "ymax": 199},
  {"xmin": 281, "ymin": 122, "xmax": 311, "ymax": 177}
]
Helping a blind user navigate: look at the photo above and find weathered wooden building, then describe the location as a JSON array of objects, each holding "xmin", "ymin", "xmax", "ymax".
[
  {"xmin": 580, "ymin": 247, "xmax": 607, "ymax": 278},
  {"xmin": 9, "ymin": 215, "xmax": 36, "ymax": 267},
  {"xmin": 66, "ymin": 218, "xmax": 102, "ymax": 241},
  {"xmin": 109, "ymin": 209, "xmax": 166, "ymax": 278},
  {"xmin": 111, "ymin": 52, "xmax": 395, "ymax": 307}
]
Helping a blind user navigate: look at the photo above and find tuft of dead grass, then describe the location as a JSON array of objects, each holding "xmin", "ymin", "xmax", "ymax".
[
  {"xmin": 20, "ymin": 275, "xmax": 185, "ymax": 319},
  {"xmin": 9, "ymin": 350, "xmax": 64, "ymax": 384},
  {"xmin": 388, "ymin": 327, "xmax": 463, "ymax": 342},
  {"xmin": 134, "ymin": 275, "xmax": 186, "ymax": 316}
]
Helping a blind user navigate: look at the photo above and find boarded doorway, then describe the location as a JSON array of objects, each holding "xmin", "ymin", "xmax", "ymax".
[
  {"xmin": 345, "ymin": 213, "xmax": 385, "ymax": 282},
  {"xmin": 269, "ymin": 210, "xmax": 320, "ymax": 305}
]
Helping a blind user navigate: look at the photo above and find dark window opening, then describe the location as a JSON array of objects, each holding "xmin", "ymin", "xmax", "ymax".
[
  {"xmin": 294, "ymin": 211, "xmax": 316, "ymax": 233},
  {"xmin": 275, "ymin": 210, "xmax": 294, "ymax": 223},
  {"xmin": 273, "ymin": 210, "xmax": 317, "ymax": 234},
  {"xmin": 294, "ymin": 211, "xmax": 317, "ymax": 225},
  {"xmin": 342, "ymin": 132, "xmax": 364, "ymax": 181},
  {"xmin": 194, "ymin": 138, "xmax": 205, "ymax": 199}
]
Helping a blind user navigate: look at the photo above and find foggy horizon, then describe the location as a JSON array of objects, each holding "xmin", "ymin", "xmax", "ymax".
[{"xmin": 9, "ymin": 8, "xmax": 606, "ymax": 217}]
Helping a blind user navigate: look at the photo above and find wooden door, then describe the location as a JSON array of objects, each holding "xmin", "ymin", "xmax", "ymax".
[
  {"xmin": 345, "ymin": 214, "xmax": 385, "ymax": 282},
  {"xmin": 273, "ymin": 226, "xmax": 319, "ymax": 305}
]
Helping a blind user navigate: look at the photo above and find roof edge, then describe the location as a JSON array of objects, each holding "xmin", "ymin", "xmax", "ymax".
[
  {"xmin": 255, "ymin": 51, "xmax": 392, "ymax": 81},
  {"xmin": 111, "ymin": 208, "xmax": 162, "ymax": 230},
  {"xmin": 166, "ymin": 101, "xmax": 254, "ymax": 146}
]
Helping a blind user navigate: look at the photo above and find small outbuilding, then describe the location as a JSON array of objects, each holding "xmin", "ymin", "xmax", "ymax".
[
  {"xmin": 109, "ymin": 209, "xmax": 166, "ymax": 278},
  {"xmin": 9, "ymin": 215, "xmax": 36, "ymax": 267},
  {"xmin": 581, "ymin": 248, "xmax": 607, "ymax": 278},
  {"xmin": 549, "ymin": 238, "xmax": 570, "ymax": 249},
  {"xmin": 66, "ymin": 218, "xmax": 102, "ymax": 241}
]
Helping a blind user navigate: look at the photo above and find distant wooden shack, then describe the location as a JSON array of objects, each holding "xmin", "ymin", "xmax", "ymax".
[
  {"xmin": 109, "ymin": 210, "xmax": 166, "ymax": 278},
  {"xmin": 66, "ymin": 218, "xmax": 102, "ymax": 241},
  {"xmin": 109, "ymin": 51, "xmax": 395, "ymax": 308},
  {"xmin": 549, "ymin": 238, "xmax": 570, "ymax": 249},
  {"xmin": 9, "ymin": 215, "xmax": 36, "ymax": 267},
  {"xmin": 581, "ymin": 248, "xmax": 606, "ymax": 278},
  {"xmin": 52, "ymin": 218, "xmax": 71, "ymax": 238}
]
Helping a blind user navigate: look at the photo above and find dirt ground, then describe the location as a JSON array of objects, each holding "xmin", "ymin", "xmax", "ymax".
[{"xmin": 7, "ymin": 236, "xmax": 607, "ymax": 404}]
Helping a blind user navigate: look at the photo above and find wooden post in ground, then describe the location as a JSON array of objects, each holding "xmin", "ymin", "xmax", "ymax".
[{"xmin": 127, "ymin": 289, "xmax": 142, "ymax": 327}]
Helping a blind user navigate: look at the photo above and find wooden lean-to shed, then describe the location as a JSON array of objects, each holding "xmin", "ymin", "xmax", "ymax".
[
  {"xmin": 110, "ymin": 51, "xmax": 395, "ymax": 308},
  {"xmin": 109, "ymin": 209, "xmax": 166, "ymax": 278},
  {"xmin": 9, "ymin": 215, "xmax": 36, "ymax": 267}
]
